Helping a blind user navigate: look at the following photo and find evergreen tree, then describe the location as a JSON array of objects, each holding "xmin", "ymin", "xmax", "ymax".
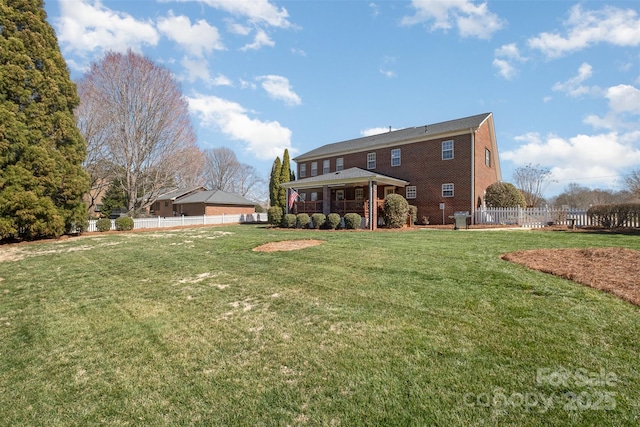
[
  {"xmin": 269, "ymin": 157, "xmax": 282, "ymax": 208},
  {"xmin": 279, "ymin": 149, "xmax": 291, "ymax": 209},
  {"xmin": 100, "ymin": 179, "xmax": 127, "ymax": 219},
  {"xmin": 0, "ymin": 0, "xmax": 89, "ymax": 239}
]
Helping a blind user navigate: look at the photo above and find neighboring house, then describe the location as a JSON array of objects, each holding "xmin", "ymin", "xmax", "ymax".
[
  {"xmin": 150, "ymin": 187, "xmax": 207, "ymax": 217},
  {"xmin": 84, "ymin": 178, "xmax": 109, "ymax": 218},
  {"xmin": 173, "ymin": 189, "xmax": 256, "ymax": 216},
  {"xmin": 281, "ymin": 112, "xmax": 501, "ymax": 229}
]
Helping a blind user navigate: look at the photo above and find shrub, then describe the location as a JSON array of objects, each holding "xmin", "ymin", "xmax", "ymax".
[
  {"xmin": 96, "ymin": 218, "xmax": 112, "ymax": 232},
  {"xmin": 267, "ymin": 206, "xmax": 283, "ymax": 226},
  {"xmin": 382, "ymin": 194, "xmax": 409, "ymax": 228},
  {"xmin": 254, "ymin": 205, "xmax": 265, "ymax": 213},
  {"xmin": 326, "ymin": 213, "xmax": 341, "ymax": 230},
  {"xmin": 588, "ymin": 203, "xmax": 640, "ymax": 228},
  {"xmin": 343, "ymin": 213, "xmax": 362, "ymax": 229},
  {"xmin": 296, "ymin": 213, "xmax": 310, "ymax": 229},
  {"xmin": 281, "ymin": 214, "xmax": 297, "ymax": 228},
  {"xmin": 114, "ymin": 216, "xmax": 134, "ymax": 231},
  {"xmin": 485, "ymin": 182, "xmax": 526, "ymax": 208},
  {"xmin": 311, "ymin": 213, "xmax": 326, "ymax": 229},
  {"xmin": 408, "ymin": 205, "xmax": 418, "ymax": 225}
]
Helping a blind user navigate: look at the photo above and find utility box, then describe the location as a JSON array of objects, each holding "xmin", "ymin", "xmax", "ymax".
[{"xmin": 452, "ymin": 211, "xmax": 470, "ymax": 230}]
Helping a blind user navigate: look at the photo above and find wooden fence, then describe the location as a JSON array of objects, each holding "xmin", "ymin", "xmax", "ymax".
[{"xmin": 87, "ymin": 213, "xmax": 265, "ymax": 232}]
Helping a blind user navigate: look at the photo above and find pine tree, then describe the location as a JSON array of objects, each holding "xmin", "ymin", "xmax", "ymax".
[
  {"xmin": 269, "ymin": 157, "xmax": 282, "ymax": 208},
  {"xmin": 279, "ymin": 149, "xmax": 291, "ymax": 209},
  {"xmin": 0, "ymin": 0, "xmax": 89, "ymax": 239}
]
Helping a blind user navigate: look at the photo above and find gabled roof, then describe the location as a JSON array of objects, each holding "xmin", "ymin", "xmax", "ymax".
[
  {"xmin": 156, "ymin": 186, "xmax": 207, "ymax": 201},
  {"xmin": 174, "ymin": 189, "xmax": 255, "ymax": 206},
  {"xmin": 280, "ymin": 167, "xmax": 409, "ymax": 190},
  {"xmin": 295, "ymin": 112, "xmax": 492, "ymax": 161}
]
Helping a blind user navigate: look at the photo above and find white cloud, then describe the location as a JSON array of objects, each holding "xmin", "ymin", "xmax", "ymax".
[
  {"xmin": 606, "ymin": 84, "xmax": 640, "ymax": 114},
  {"xmin": 56, "ymin": 0, "xmax": 159, "ymax": 55},
  {"xmin": 179, "ymin": 58, "xmax": 231, "ymax": 86},
  {"xmin": 361, "ymin": 127, "xmax": 396, "ymax": 137},
  {"xmin": 187, "ymin": 94, "xmax": 293, "ymax": 159},
  {"xmin": 157, "ymin": 12, "xmax": 223, "ymax": 57},
  {"xmin": 528, "ymin": 5, "xmax": 640, "ymax": 58},
  {"xmin": 584, "ymin": 84, "xmax": 640, "ymax": 130},
  {"xmin": 380, "ymin": 69, "xmax": 397, "ymax": 78},
  {"xmin": 169, "ymin": 0, "xmax": 292, "ymax": 28},
  {"xmin": 493, "ymin": 43, "xmax": 527, "ymax": 79},
  {"xmin": 369, "ymin": 3, "xmax": 380, "ymax": 18},
  {"xmin": 226, "ymin": 20, "xmax": 252, "ymax": 36},
  {"xmin": 401, "ymin": 0, "xmax": 504, "ymax": 39},
  {"xmin": 257, "ymin": 75, "xmax": 302, "ymax": 106},
  {"xmin": 503, "ymin": 131, "xmax": 640, "ymax": 191},
  {"xmin": 240, "ymin": 29, "xmax": 275, "ymax": 51},
  {"xmin": 181, "ymin": 57, "xmax": 211, "ymax": 82},
  {"xmin": 211, "ymin": 74, "xmax": 233, "ymax": 87},
  {"xmin": 552, "ymin": 63, "xmax": 595, "ymax": 97},
  {"xmin": 492, "ymin": 58, "xmax": 516, "ymax": 80}
]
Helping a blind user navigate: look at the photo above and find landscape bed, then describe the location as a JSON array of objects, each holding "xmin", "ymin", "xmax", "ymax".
[{"xmin": 0, "ymin": 225, "xmax": 638, "ymax": 426}]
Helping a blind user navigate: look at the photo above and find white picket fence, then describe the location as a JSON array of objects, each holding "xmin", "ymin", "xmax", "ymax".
[
  {"xmin": 87, "ymin": 213, "xmax": 265, "ymax": 232},
  {"xmin": 475, "ymin": 207, "xmax": 591, "ymax": 228}
]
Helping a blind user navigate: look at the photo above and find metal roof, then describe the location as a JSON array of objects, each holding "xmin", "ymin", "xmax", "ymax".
[
  {"xmin": 280, "ymin": 167, "xmax": 409, "ymax": 189},
  {"xmin": 295, "ymin": 112, "xmax": 492, "ymax": 161},
  {"xmin": 174, "ymin": 189, "xmax": 255, "ymax": 206}
]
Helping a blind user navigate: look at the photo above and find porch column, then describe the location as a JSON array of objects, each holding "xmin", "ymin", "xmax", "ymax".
[
  {"xmin": 322, "ymin": 185, "xmax": 330, "ymax": 215},
  {"xmin": 369, "ymin": 180, "xmax": 377, "ymax": 230}
]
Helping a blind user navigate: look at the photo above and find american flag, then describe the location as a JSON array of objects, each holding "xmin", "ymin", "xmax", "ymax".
[{"xmin": 288, "ymin": 189, "xmax": 299, "ymax": 209}]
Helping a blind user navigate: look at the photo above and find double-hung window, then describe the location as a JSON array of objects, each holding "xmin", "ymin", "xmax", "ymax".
[
  {"xmin": 299, "ymin": 164, "xmax": 306, "ymax": 178},
  {"xmin": 391, "ymin": 148, "xmax": 401, "ymax": 166},
  {"xmin": 323, "ymin": 159, "xmax": 330, "ymax": 174},
  {"xmin": 485, "ymin": 148, "xmax": 491, "ymax": 167},
  {"xmin": 442, "ymin": 140, "xmax": 454, "ymax": 160},
  {"xmin": 367, "ymin": 152, "xmax": 376, "ymax": 169},
  {"xmin": 406, "ymin": 186, "xmax": 416, "ymax": 199},
  {"xmin": 311, "ymin": 162, "xmax": 318, "ymax": 176},
  {"xmin": 336, "ymin": 157, "xmax": 344, "ymax": 171}
]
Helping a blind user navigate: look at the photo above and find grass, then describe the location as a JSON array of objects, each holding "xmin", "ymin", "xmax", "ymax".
[{"xmin": 0, "ymin": 226, "xmax": 638, "ymax": 426}]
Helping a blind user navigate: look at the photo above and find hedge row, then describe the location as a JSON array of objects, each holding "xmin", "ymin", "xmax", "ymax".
[
  {"xmin": 587, "ymin": 203, "xmax": 640, "ymax": 228},
  {"xmin": 267, "ymin": 207, "xmax": 362, "ymax": 229},
  {"xmin": 269, "ymin": 195, "xmax": 418, "ymax": 229}
]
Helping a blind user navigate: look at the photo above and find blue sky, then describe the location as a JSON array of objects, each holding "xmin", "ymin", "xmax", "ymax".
[{"xmin": 44, "ymin": 0, "xmax": 640, "ymax": 197}]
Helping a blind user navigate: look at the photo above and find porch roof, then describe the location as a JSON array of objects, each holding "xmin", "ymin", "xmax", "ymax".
[{"xmin": 280, "ymin": 167, "xmax": 409, "ymax": 190}]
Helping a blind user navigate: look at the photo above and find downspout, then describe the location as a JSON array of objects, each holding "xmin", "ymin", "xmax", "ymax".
[{"xmin": 470, "ymin": 128, "xmax": 475, "ymax": 225}]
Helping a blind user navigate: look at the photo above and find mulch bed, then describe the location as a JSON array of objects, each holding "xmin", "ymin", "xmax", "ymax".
[{"xmin": 502, "ymin": 247, "xmax": 640, "ymax": 306}]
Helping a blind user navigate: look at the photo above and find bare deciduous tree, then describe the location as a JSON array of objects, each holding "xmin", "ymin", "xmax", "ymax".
[
  {"xmin": 512, "ymin": 163, "xmax": 552, "ymax": 207},
  {"xmin": 203, "ymin": 147, "xmax": 265, "ymax": 201},
  {"xmin": 624, "ymin": 170, "xmax": 640, "ymax": 200},
  {"xmin": 76, "ymin": 50, "xmax": 197, "ymax": 214}
]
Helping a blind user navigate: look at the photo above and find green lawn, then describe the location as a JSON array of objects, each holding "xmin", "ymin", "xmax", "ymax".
[{"xmin": 1, "ymin": 226, "xmax": 638, "ymax": 426}]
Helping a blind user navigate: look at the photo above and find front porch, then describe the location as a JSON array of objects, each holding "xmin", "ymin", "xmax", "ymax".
[
  {"xmin": 281, "ymin": 167, "xmax": 409, "ymax": 230},
  {"xmin": 294, "ymin": 199, "xmax": 385, "ymax": 218}
]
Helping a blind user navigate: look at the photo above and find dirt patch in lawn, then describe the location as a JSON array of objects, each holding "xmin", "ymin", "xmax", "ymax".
[
  {"xmin": 502, "ymin": 247, "xmax": 640, "ymax": 306},
  {"xmin": 253, "ymin": 240, "xmax": 325, "ymax": 252}
]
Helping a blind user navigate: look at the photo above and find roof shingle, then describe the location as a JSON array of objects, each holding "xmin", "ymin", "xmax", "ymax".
[{"xmin": 295, "ymin": 112, "xmax": 492, "ymax": 161}]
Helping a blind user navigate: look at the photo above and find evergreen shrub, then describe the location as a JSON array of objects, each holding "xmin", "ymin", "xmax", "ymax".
[
  {"xmin": 282, "ymin": 214, "xmax": 297, "ymax": 228},
  {"xmin": 344, "ymin": 213, "xmax": 361, "ymax": 229},
  {"xmin": 326, "ymin": 213, "xmax": 341, "ymax": 230},
  {"xmin": 96, "ymin": 218, "xmax": 112, "ymax": 232},
  {"xmin": 296, "ymin": 213, "xmax": 310, "ymax": 229},
  {"xmin": 382, "ymin": 194, "xmax": 409, "ymax": 228},
  {"xmin": 267, "ymin": 206, "xmax": 283, "ymax": 226},
  {"xmin": 114, "ymin": 216, "xmax": 134, "ymax": 231},
  {"xmin": 311, "ymin": 213, "xmax": 326, "ymax": 229}
]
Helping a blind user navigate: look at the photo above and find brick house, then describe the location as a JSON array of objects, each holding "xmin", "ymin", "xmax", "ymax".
[
  {"xmin": 173, "ymin": 189, "xmax": 256, "ymax": 216},
  {"xmin": 281, "ymin": 112, "xmax": 501, "ymax": 229},
  {"xmin": 149, "ymin": 187, "xmax": 206, "ymax": 217}
]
